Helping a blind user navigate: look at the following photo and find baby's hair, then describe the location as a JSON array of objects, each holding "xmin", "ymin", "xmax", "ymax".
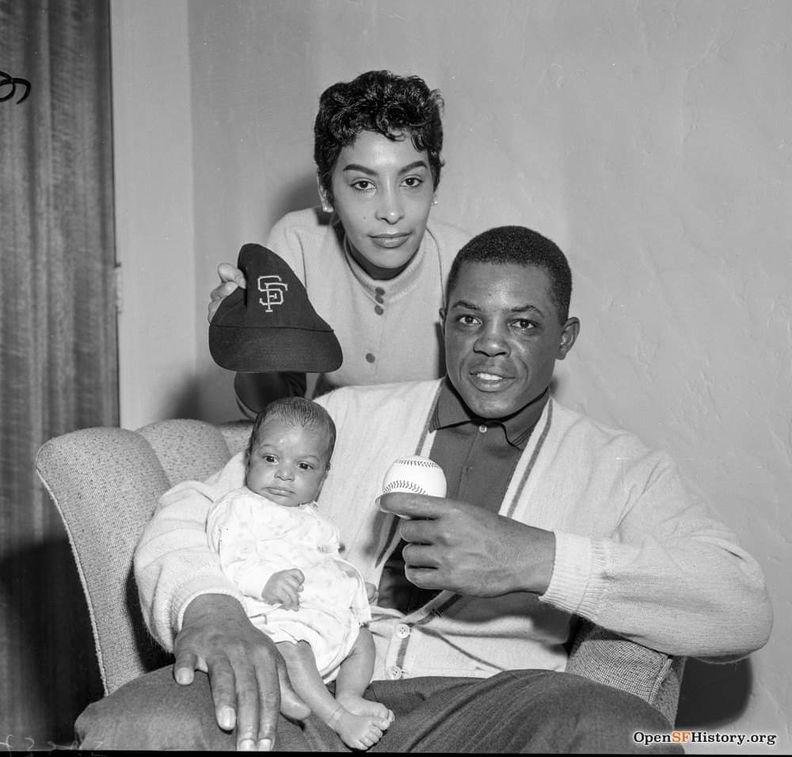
[
  {"xmin": 314, "ymin": 69, "xmax": 445, "ymax": 202},
  {"xmin": 247, "ymin": 397, "xmax": 336, "ymax": 463}
]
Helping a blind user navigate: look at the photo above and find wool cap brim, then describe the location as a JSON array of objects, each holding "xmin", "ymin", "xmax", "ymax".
[{"xmin": 209, "ymin": 243, "xmax": 342, "ymax": 374}]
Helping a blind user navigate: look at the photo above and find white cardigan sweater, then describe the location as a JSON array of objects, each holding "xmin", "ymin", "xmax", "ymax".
[{"xmin": 135, "ymin": 380, "xmax": 772, "ymax": 682}]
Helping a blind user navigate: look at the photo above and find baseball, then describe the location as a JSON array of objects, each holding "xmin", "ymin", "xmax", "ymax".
[{"xmin": 381, "ymin": 455, "xmax": 447, "ymax": 497}]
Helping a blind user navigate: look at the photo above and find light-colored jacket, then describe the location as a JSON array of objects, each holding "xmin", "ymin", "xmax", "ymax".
[{"xmin": 135, "ymin": 380, "xmax": 772, "ymax": 682}]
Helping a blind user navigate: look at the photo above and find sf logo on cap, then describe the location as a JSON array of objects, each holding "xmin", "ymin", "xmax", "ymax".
[{"xmin": 257, "ymin": 275, "xmax": 288, "ymax": 312}]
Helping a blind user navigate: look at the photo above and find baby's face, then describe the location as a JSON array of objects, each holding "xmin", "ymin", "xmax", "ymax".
[{"xmin": 246, "ymin": 418, "xmax": 331, "ymax": 508}]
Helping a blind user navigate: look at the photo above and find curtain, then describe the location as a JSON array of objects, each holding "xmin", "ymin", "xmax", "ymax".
[{"xmin": 0, "ymin": 0, "xmax": 116, "ymax": 746}]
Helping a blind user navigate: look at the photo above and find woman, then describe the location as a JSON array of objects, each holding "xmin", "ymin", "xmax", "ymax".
[{"xmin": 208, "ymin": 70, "xmax": 471, "ymax": 415}]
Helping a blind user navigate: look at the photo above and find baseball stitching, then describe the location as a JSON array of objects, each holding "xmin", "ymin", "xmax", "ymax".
[
  {"xmin": 382, "ymin": 479, "xmax": 427, "ymax": 494},
  {"xmin": 394, "ymin": 457, "xmax": 440, "ymax": 468}
]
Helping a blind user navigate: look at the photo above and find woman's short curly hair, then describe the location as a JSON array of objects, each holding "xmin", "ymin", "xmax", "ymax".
[{"xmin": 314, "ymin": 70, "xmax": 444, "ymax": 201}]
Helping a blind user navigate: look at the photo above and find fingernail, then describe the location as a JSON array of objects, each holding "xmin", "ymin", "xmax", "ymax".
[
  {"xmin": 175, "ymin": 669, "xmax": 191, "ymax": 685},
  {"xmin": 238, "ymin": 738, "xmax": 256, "ymax": 751},
  {"xmin": 257, "ymin": 738, "xmax": 272, "ymax": 751},
  {"xmin": 218, "ymin": 706, "xmax": 235, "ymax": 730}
]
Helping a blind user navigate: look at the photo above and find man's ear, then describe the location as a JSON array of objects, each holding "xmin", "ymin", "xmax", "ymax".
[
  {"xmin": 317, "ymin": 175, "xmax": 333, "ymax": 214},
  {"xmin": 438, "ymin": 307, "xmax": 447, "ymax": 336},
  {"xmin": 557, "ymin": 317, "xmax": 580, "ymax": 360}
]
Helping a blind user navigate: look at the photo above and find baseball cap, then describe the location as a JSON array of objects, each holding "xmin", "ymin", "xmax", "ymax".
[{"xmin": 209, "ymin": 243, "xmax": 343, "ymax": 373}]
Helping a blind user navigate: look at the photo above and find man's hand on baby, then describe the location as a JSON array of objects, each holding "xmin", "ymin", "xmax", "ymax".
[
  {"xmin": 174, "ymin": 593, "xmax": 310, "ymax": 751},
  {"xmin": 208, "ymin": 262, "xmax": 246, "ymax": 322},
  {"xmin": 262, "ymin": 568, "xmax": 304, "ymax": 609}
]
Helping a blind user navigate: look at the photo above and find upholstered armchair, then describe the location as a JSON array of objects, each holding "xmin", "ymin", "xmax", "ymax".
[{"xmin": 35, "ymin": 419, "xmax": 684, "ymax": 724}]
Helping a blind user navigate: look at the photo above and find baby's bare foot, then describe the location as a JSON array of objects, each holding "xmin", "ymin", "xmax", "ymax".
[
  {"xmin": 336, "ymin": 692, "xmax": 394, "ymax": 726},
  {"xmin": 328, "ymin": 700, "xmax": 393, "ymax": 750}
]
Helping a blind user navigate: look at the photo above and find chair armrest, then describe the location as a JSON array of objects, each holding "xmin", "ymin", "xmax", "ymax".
[
  {"xmin": 35, "ymin": 427, "xmax": 174, "ymax": 694},
  {"xmin": 565, "ymin": 618, "xmax": 685, "ymax": 725}
]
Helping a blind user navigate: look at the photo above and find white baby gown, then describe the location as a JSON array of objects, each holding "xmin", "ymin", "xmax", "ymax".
[{"xmin": 207, "ymin": 487, "xmax": 371, "ymax": 682}]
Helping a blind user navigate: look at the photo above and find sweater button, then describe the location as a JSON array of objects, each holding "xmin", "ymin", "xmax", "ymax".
[
  {"xmin": 365, "ymin": 353, "xmax": 376, "ymax": 363},
  {"xmin": 387, "ymin": 665, "xmax": 403, "ymax": 679},
  {"xmin": 395, "ymin": 623, "xmax": 410, "ymax": 638},
  {"xmin": 374, "ymin": 305, "xmax": 384, "ymax": 315}
]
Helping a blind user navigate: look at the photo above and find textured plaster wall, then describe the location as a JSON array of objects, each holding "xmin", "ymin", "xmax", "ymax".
[
  {"xmin": 114, "ymin": 0, "xmax": 791, "ymax": 751},
  {"xmin": 112, "ymin": 0, "xmax": 198, "ymax": 427}
]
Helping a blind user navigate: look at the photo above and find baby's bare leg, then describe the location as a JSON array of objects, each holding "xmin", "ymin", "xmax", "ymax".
[
  {"xmin": 276, "ymin": 639, "xmax": 391, "ymax": 750},
  {"xmin": 334, "ymin": 628, "xmax": 394, "ymax": 723}
]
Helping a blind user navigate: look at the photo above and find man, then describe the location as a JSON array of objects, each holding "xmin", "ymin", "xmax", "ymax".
[{"xmin": 78, "ymin": 226, "xmax": 772, "ymax": 751}]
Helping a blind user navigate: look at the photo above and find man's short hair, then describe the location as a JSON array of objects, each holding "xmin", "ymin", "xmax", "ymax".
[
  {"xmin": 314, "ymin": 70, "xmax": 444, "ymax": 201},
  {"xmin": 247, "ymin": 397, "xmax": 336, "ymax": 462},
  {"xmin": 446, "ymin": 226, "xmax": 573, "ymax": 323}
]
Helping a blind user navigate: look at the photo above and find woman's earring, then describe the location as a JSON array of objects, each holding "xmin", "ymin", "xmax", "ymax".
[
  {"xmin": 432, "ymin": 198, "xmax": 439, "ymax": 206},
  {"xmin": 318, "ymin": 188, "xmax": 333, "ymax": 214}
]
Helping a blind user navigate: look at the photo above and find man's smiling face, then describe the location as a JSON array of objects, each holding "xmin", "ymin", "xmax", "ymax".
[{"xmin": 442, "ymin": 261, "xmax": 579, "ymax": 419}]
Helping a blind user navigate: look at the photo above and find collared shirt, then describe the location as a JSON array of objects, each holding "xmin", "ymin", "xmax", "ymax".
[{"xmin": 377, "ymin": 379, "xmax": 549, "ymax": 613}]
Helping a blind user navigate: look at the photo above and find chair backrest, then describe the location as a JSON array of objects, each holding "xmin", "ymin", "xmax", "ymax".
[{"xmin": 35, "ymin": 419, "xmax": 251, "ymax": 695}]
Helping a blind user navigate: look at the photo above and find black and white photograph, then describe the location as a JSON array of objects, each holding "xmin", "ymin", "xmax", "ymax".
[{"xmin": 1, "ymin": 0, "xmax": 789, "ymax": 752}]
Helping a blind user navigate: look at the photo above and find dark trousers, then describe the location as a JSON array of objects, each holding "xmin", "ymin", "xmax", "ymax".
[{"xmin": 76, "ymin": 665, "xmax": 682, "ymax": 753}]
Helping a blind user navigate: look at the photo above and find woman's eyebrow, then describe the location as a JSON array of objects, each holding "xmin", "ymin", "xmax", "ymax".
[
  {"xmin": 341, "ymin": 163, "xmax": 376, "ymax": 175},
  {"xmin": 398, "ymin": 160, "xmax": 430, "ymax": 175},
  {"xmin": 341, "ymin": 160, "xmax": 429, "ymax": 176}
]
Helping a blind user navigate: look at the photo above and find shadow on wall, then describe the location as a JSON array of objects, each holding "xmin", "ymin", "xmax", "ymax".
[
  {"xmin": 270, "ymin": 173, "xmax": 319, "ymax": 226},
  {"xmin": 168, "ymin": 377, "xmax": 206, "ymax": 422},
  {"xmin": 676, "ymin": 658, "xmax": 752, "ymax": 728}
]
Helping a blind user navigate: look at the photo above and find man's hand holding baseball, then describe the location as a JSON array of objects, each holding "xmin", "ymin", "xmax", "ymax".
[{"xmin": 379, "ymin": 492, "xmax": 556, "ymax": 597}]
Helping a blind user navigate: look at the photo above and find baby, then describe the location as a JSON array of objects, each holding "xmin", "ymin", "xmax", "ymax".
[{"xmin": 206, "ymin": 397, "xmax": 393, "ymax": 749}]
